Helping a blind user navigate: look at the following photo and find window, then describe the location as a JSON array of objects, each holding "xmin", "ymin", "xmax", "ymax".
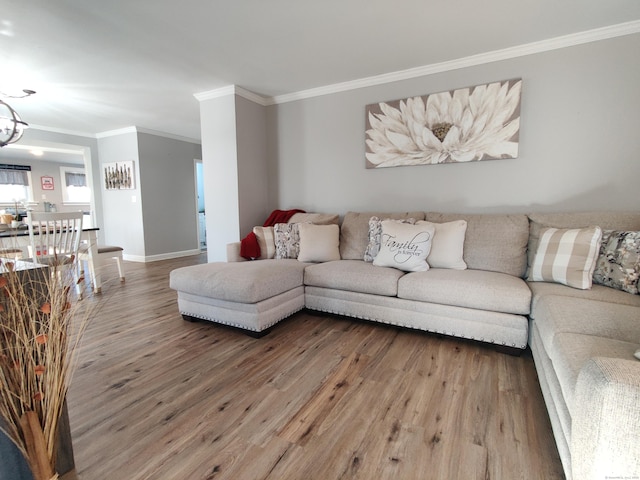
[
  {"xmin": 60, "ymin": 166, "xmax": 90, "ymax": 204},
  {"xmin": 0, "ymin": 164, "xmax": 33, "ymax": 205}
]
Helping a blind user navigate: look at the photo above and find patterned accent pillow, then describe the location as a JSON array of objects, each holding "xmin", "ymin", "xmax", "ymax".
[
  {"xmin": 274, "ymin": 222, "xmax": 305, "ymax": 259},
  {"xmin": 593, "ymin": 230, "xmax": 640, "ymax": 295},
  {"xmin": 364, "ymin": 216, "xmax": 416, "ymax": 262},
  {"xmin": 528, "ymin": 226, "xmax": 602, "ymax": 289}
]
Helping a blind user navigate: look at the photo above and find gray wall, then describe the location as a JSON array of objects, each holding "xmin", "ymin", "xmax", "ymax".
[
  {"xmin": 137, "ymin": 132, "xmax": 202, "ymax": 257},
  {"xmin": 98, "ymin": 131, "xmax": 202, "ymax": 260},
  {"xmin": 236, "ymin": 95, "xmax": 269, "ymax": 240},
  {"xmin": 0, "ymin": 157, "xmax": 89, "ymax": 213},
  {"xmin": 98, "ymin": 132, "xmax": 145, "ymax": 257},
  {"xmin": 17, "ymin": 129, "xmax": 103, "ymax": 230},
  {"xmin": 267, "ymin": 33, "xmax": 640, "ymax": 215}
]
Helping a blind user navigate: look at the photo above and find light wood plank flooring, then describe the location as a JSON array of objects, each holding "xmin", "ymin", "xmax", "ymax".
[{"xmin": 64, "ymin": 254, "xmax": 564, "ymax": 480}]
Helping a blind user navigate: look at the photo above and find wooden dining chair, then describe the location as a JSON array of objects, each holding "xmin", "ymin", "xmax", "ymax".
[
  {"xmin": 78, "ymin": 244, "xmax": 125, "ymax": 293},
  {"xmin": 26, "ymin": 211, "xmax": 84, "ymax": 295}
]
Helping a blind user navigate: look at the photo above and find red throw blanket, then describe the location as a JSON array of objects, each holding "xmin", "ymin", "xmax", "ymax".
[{"xmin": 240, "ymin": 209, "xmax": 305, "ymax": 260}]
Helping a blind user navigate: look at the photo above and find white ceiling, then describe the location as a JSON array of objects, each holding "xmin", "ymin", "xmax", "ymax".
[{"xmin": 2, "ymin": 0, "xmax": 640, "ymax": 142}]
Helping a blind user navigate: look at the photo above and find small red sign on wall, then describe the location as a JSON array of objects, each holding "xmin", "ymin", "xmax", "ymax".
[{"xmin": 41, "ymin": 176, "xmax": 54, "ymax": 190}]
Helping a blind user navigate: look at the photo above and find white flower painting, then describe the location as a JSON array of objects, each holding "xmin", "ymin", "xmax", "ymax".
[{"xmin": 365, "ymin": 79, "xmax": 522, "ymax": 168}]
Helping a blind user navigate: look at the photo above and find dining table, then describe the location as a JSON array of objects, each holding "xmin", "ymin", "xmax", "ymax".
[{"xmin": 0, "ymin": 224, "xmax": 102, "ymax": 293}]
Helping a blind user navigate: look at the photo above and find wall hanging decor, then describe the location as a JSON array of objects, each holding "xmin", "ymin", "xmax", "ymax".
[
  {"xmin": 365, "ymin": 78, "xmax": 522, "ymax": 168},
  {"xmin": 40, "ymin": 176, "xmax": 54, "ymax": 190},
  {"xmin": 103, "ymin": 161, "xmax": 134, "ymax": 190}
]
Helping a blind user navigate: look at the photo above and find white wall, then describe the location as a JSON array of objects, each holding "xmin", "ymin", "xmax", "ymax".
[
  {"xmin": 200, "ymin": 94, "xmax": 241, "ymax": 261},
  {"xmin": 267, "ymin": 33, "xmax": 640, "ymax": 215},
  {"xmin": 199, "ymin": 92, "xmax": 269, "ymax": 261}
]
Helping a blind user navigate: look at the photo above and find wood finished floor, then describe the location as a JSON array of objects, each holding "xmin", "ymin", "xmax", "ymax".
[{"xmin": 64, "ymin": 253, "xmax": 564, "ymax": 480}]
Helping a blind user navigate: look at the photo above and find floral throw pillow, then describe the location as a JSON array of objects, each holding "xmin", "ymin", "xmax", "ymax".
[
  {"xmin": 593, "ymin": 230, "xmax": 640, "ymax": 295},
  {"xmin": 364, "ymin": 216, "xmax": 416, "ymax": 262},
  {"xmin": 274, "ymin": 222, "xmax": 306, "ymax": 259}
]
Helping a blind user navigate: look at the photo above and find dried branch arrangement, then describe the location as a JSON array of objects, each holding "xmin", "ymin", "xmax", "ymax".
[{"xmin": 0, "ymin": 258, "xmax": 91, "ymax": 480}]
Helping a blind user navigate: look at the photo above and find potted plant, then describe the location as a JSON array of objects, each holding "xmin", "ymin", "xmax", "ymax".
[{"xmin": 11, "ymin": 200, "xmax": 22, "ymax": 228}]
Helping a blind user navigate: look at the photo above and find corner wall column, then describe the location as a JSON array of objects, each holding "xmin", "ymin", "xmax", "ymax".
[{"xmin": 197, "ymin": 86, "xmax": 268, "ymax": 262}]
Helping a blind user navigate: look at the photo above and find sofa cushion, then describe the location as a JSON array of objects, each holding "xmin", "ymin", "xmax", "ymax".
[
  {"xmin": 546, "ymin": 332, "xmax": 639, "ymax": 417},
  {"xmin": 397, "ymin": 269, "xmax": 531, "ymax": 315},
  {"xmin": 593, "ymin": 230, "xmax": 640, "ymax": 295},
  {"xmin": 169, "ymin": 259, "xmax": 306, "ymax": 304},
  {"xmin": 340, "ymin": 211, "xmax": 425, "ymax": 260},
  {"xmin": 289, "ymin": 212, "xmax": 340, "ymax": 225},
  {"xmin": 373, "ymin": 221, "xmax": 435, "ymax": 272},
  {"xmin": 528, "ymin": 226, "xmax": 602, "ymax": 290},
  {"xmin": 528, "ymin": 281, "xmax": 640, "ymax": 315},
  {"xmin": 297, "ymin": 224, "xmax": 340, "ymax": 263},
  {"xmin": 424, "ymin": 212, "xmax": 529, "ymax": 277},
  {"xmin": 306, "ymin": 286, "xmax": 529, "ymax": 348},
  {"xmin": 527, "ymin": 211, "xmax": 640, "ymax": 276},
  {"xmin": 304, "ymin": 260, "xmax": 405, "ymax": 296},
  {"xmin": 533, "ymin": 296, "xmax": 640, "ymax": 349}
]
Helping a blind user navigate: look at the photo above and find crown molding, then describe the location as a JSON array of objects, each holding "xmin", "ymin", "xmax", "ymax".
[
  {"xmin": 95, "ymin": 126, "xmax": 200, "ymax": 144},
  {"xmin": 30, "ymin": 124, "xmax": 96, "ymax": 139},
  {"xmin": 234, "ymin": 86, "xmax": 269, "ymax": 106},
  {"xmin": 268, "ymin": 20, "xmax": 640, "ymax": 105},
  {"xmin": 134, "ymin": 127, "xmax": 201, "ymax": 144},
  {"xmin": 194, "ymin": 85, "xmax": 236, "ymax": 101},
  {"xmin": 96, "ymin": 126, "xmax": 138, "ymax": 138},
  {"xmin": 194, "ymin": 85, "xmax": 268, "ymax": 106},
  {"xmin": 30, "ymin": 125, "xmax": 200, "ymax": 145}
]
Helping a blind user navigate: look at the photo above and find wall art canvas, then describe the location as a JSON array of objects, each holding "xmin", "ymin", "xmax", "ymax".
[
  {"xmin": 103, "ymin": 161, "xmax": 135, "ymax": 190},
  {"xmin": 365, "ymin": 78, "xmax": 522, "ymax": 168}
]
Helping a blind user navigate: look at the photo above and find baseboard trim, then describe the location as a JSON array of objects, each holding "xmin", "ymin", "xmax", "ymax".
[{"xmin": 123, "ymin": 249, "xmax": 202, "ymax": 263}]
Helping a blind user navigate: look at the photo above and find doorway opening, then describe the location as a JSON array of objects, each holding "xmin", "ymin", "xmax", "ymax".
[{"xmin": 195, "ymin": 159, "xmax": 206, "ymax": 250}]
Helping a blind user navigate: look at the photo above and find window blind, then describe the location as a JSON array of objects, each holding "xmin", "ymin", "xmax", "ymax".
[
  {"xmin": 65, "ymin": 172, "xmax": 87, "ymax": 187},
  {"xmin": 0, "ymin": 164, "xmax": 30, "ymax": 186}
]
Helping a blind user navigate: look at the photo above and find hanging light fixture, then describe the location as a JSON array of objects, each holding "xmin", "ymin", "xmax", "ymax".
[{"xmin": 0, "ymin": 89, "xmax": 36, "ymax": 148}]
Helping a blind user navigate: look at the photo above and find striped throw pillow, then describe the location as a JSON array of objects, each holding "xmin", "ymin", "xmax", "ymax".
[
  {"xmin": 253, "ymin": 226, "xmax": 276, "ymax": 259},
  {"xmin": 528, "ymin": 226, "xmax": 602, "ymax": 289}
]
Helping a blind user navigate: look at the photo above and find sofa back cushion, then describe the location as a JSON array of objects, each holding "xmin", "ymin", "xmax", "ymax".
[
  {"xmin": 288, "ymin": 212, "xmax": 340, "ymax": 225},
  {"xmin": 424, "ymin": 212, "xmax": 530, "ymax": 277},
  {"xmin": 527, "ymin": 211, "xmax": 640, "ymax": 275},
  {"xmin": 340, "ymin": 211, "xmax": 426, "ymax": 260}
]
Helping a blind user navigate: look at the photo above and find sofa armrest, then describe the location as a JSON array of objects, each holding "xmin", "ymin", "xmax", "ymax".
[
  {"xmin": 226, "ymin": 242, "xmax": 247, "ymax": 262},
  {"xmin": 572, "ymin": 356, "xmax": 640, "ymax": 480}
]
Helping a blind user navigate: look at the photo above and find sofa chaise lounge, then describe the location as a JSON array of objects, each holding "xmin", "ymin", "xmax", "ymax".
[{"xmin": 169, "ymin": 210, "xmax": 640, "ymax": 480}]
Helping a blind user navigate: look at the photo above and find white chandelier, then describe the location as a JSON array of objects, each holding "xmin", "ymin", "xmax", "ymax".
[{"xmin": 0, "ymin": 89, "xmax": 36, "ymax": 148}]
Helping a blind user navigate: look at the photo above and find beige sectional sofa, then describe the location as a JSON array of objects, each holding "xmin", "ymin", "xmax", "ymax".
[
  {"xmin": 524, "ymin": 212, "xmax": 640, "ymax": 480},
  {"xmin": 169, "ymin": 210, "xmax": 640, "ymax": 480}
]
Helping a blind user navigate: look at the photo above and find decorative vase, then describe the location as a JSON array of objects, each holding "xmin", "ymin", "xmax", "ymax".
[{"xmin": 20, "ymin": 411, "xmax": 58, "ymax": 480}]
